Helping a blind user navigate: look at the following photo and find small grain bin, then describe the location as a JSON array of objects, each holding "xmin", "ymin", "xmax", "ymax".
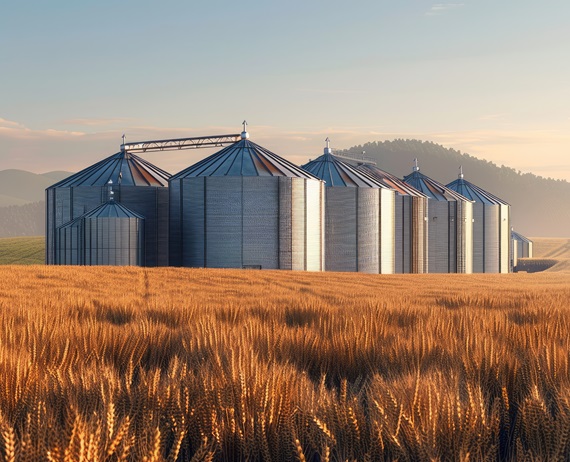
[
  {"xmin": 403, "ymin": 160, "xmax": 473, "ymax": 273},
  {"xmin": 447, "ymin": 167, "xmax": 511, "ymax": 273},
  {"xmin": 512, "ymin": 230, "xmax": 533, "ymax": 265},
  {"xmin": 169, "ymin": 129, "xmax": 325, "ymax": 270},
  {"xmin": 46, "ymin": 149, "xmax": 170, "ymax": 266},
  {"xmin": 357, "ymin": 163, "xmax": 428, "ymax": 274},
  {"xmin": 56, "ymin": 198, "xmax": 145, "ymax": 266},
  {"xmin": 301, "ymin": 141, "xmax": 395, "ymax": 273}
]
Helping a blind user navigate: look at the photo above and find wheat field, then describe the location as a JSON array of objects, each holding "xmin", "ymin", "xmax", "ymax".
[{"xmin": 0, "ymin": 266, "xmax": 569, "ymax": 461}]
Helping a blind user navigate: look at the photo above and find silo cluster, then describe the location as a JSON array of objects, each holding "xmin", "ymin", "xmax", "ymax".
[
  {"xmin": 46, "ymin": 126, "xmax": 524, "ymax": 274},
  {"xmin": 403, "ymin": 161, "xmax": 473, "ymax": 273},
  {"xmin": 169, "ymin": 131, "xmax": 325, "ymax": 271},
  {"xmin": 357, "ymin": 164, "xmax": 428, "ymax": 273},
  {"xmin": 301, "ymin": 142, "xmax": 395, "ymax": 273},
  {"xmin": 447, "ymin": 168, "xmax": 511, "ymax": 273},
  {"xmin": 46, "ymin": 150, "xmax": 169, "ymax": 266}
]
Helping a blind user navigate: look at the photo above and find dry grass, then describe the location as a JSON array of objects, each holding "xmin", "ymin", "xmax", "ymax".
[
  {"xmin": 0, "ymin": 266, "xmax": 569, "ymax": 461},
  {"xmin": 530, "ymin": 238, "xmax": 570, "ymax": 272}
]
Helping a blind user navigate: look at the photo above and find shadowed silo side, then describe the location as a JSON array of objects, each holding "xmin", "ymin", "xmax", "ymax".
[
  {"xmin": 301, "ymin": 142, "xmax": 395, "ymax": 274},
  {"xmin": 46, "ymin": 150, "xmax": 170, "ymax": 266},
  {"xmin": 56, "ymin": 200, "xmax": 144, "ymax": 266},
  {"xmin": 403, "ymin": 160, "xmax": 473, "ymax": 273},
  {"xmin": 447, "ymin": 168, "xmax": 511, "ymax": 273},
  {"xmin": 169, "ymin": 131, "xmax": 325, "ymax": 271},
  {"xmin": 357, "ymin": 164, "xmax": 428, "ymax": 274}
]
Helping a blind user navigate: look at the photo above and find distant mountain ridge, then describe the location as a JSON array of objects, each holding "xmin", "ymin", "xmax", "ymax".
[{"xmin": 0, "ymin": 170, "xmax": 73, "ymax": 207}]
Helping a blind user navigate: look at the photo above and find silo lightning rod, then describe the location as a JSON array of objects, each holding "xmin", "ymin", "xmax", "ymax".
[{"xmin": 121, "ymin": 134, "xmax": 241, "ymax": 153}]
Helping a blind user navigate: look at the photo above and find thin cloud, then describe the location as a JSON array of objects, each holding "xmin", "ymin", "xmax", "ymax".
[
  {"xmin": 426, "ymin": 3, "xmax": 464, "ymax": 16},
  {"xmin": 0, "ymin": 118, "xmax": 85, "ymax": 139},
  {"xmin": 62, "ymin": 117, "xmax": 137, "ymax": 127}
]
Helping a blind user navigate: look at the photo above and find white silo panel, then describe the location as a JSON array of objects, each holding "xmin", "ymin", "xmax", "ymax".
[
  {"xmin": 462, "ymin": 201, "xmax": 473, "ymax": 273},
  {"xmin": 483, "ymin": 205, "xmax": 500, "ymax": 273},
  {"xmin": 448, "ymin": 203, "xmax": 458, "ymax": 273},
  {"xmin": 325, "ymin": 188, "xmax": 357, "ymax": 272},
  {"xmin": 278, "ymin": 177, "xmax": 293, "ymax": 269},
  {"xmin": 429, "ymin": 201, "xmax": 450, "ymax": 273},
  {"xmin": 291, "ymin": 178, "xmax": 307, "ymax": 271},
  {"xmin": 500, "ymin": 204, "xmax": 510, "ymax": 273},
  {"xmin": 305, "ymin": 179, "xmax": 324, "ymax": 271},
  {"xmin": 357, "ymin": 188, "xmax": 380, "ymax": 274},
  {"xmin": 402, "ymin": 196, "xmax": 412, "ymax": 274},
  {"xmin": 205, "ymin": 177, "xmax": 243, "ymax": 268},
  {"xmin": 243, "ymin": 177, "xmax": 279, "ymax": 269},
  {"xmin": 412, "ymin": 196, "xmax": 428, "ymax": 274},
  {"xmin": 394, "ymin": 194, "xmax": 404, "ymax": 273},
  {"xmin": 471, "ymin": 202, "xmax": 484, "ymax": 273},
  {"xmin": 379, "ymin": 188, "xmax": 395, "ymax": 274}
]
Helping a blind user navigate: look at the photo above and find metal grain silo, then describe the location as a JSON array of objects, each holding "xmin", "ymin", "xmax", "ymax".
[
  {"xmin": 512, "ymin": 230, "xmax": 533, "ymax": 262},
  {"xmin": 56, "ymin": 199, "xmax": 144, "ymax": 266},
  {"xmin": 169, "ymin": 130, "xmax": 325, "ymax": 271},
  {"xmin": 446, "ymin": 167, "xmax": 511, "ymax": 273},
  {"xmin": 46, "ymin": 149, "xmax": 170, "ymax": 266},
  {"xmin": 301, "ymin": 141, "xmax": 395, "ymax": 273},
  {"xmin": 403, "ymin": 160, "xmax": 473, "ymax": 273},
  {"xmin": 357, "ymin": 163, "xmax": 428, "ymax": 274}
]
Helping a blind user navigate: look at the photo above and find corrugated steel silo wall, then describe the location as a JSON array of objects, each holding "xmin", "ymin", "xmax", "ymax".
[
  {"xmin": 305, "ymin": 179, "xmax": 324, "ymax": 271},
  {"xmin": 500, "ymin": 204, "xmax": 511, "ymax": 273},
  {"xmin": 56, "ymin": 223, "xmax": 82, "ymax": 265},
  {"xmin": 168, "ymin": 179, "xmax": 182, "ymax": 266},
  {"xmin": 120, "ymin": 186, "xmax": 168, "ymax": 267},
  {"xmin": 206, "ymin": 177, "xmax": 243, "ymax": 268},
  {"xmin": 512, "ymin": 239, "xmax": 518, "ymax": 267},
  {"xmin": 394, "ymin": 194, "xmax": 404, "ymax": 273},
  {"xmin": 428, "ymin": 201, "xmax": 450, "ymax": 273},
  {"xmin": 291, "ymin": 178, "xmax": 307, "ymax": 271},
  {"xmin": 412, "ymin": 196, "xmax": 428, "ymax": 273},
  {"xmin": 278, "ymin": 177, "xmax": 293, "ymax": 269},
  {"xmin": 325, "ymin": 188, "xmax": 357, "ymax": 272},
  {"xmin": 458, "ymin": 200, "xmax": 473, "ymax": 273},
  {"xmin": 357, "ymin": 188, "xmax": 380, "ymax": 274},
  {"xmin": 379, "ymin": 188, "xmax": 395, "ymax": 274},
  {"xmin": 483, "ymin": 205, "xmax": 500, "ymax": 273},
  {"xmin": 243, "ymin": 177, "xmax": 279, "ymax": 269},
  {"xmin": 472, "ymin": 203, "xmax": 484, "ymax": 273},
  {"xmin": 83, "ymin": 217, "xmax": 144, "ymax": 266}
]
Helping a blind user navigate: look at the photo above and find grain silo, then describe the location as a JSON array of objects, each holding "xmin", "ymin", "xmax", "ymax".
[
  {"xmin": 301, "ymin": 141, "xmax": 395, "ymax": 273},
  {"xmin": 56, "ymin": 194, "xmax": 145, "ymax": 266},
  {"xmin": 169, "ymin": 128, "xmax": 325, "ymax": 270},
  {"xmin": 357, "ymin": 163, "xmax": 428, "ymax": 274},
  {"xmin": 446, "ymin": 167, "xmax": 511, "ymax": 273},
  {"xmin": 403, "ymin": 160, "xmax": 473, "ymax": 273},
  {"xmin": 46, "ymin": 149, "xmax": 170, "ymax": 266},
  {"xmin": 512, "ymin": 230, "xmax": 533, "ymax": 263}
]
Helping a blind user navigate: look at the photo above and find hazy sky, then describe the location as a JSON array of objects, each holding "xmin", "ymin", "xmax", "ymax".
[{"xmin": 1, "ymin": 1, "xmax": 569, "ymax": 180}]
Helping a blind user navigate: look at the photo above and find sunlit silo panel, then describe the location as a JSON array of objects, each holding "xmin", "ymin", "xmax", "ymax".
[
  {"xmin": 403, "ymin": 160, "xmax": 473, "ymax": 273},
  {"xmin": 46, "ymin": 150, "xmax": 170, "ymax": 266},
  {"xmin": 357, "ymin": 164, "xmax": 428, "ymax": 274},
  {"xmin": 301, "ymin": 142, "xmax": 395, "ymax": 274},
  {"xmin": 446, "ymin": 169, "xmax": 511, "ymax": 273},
  {"xmin": 169, "ymin": 131, "xmax": 325, "ymax": 271}
]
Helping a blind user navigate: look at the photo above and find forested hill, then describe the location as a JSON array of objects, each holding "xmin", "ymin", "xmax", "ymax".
[{"xmin": 337, "ymin": 139, "xmax": 570, "ymax": 237}]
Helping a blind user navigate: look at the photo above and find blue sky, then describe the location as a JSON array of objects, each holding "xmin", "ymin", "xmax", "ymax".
[{"xmin": 1, "ymin": 1, "xmax": 569, "ymax": 179}]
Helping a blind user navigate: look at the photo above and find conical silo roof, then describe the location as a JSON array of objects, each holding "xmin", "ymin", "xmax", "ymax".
[
  {"xmin": 512, "ymin": 230, "xmax": 532, "ymax": 244},
  {"xmin": 171, "ymin": 135, "xmax": 317, "ymax": 180},
  {"xmin": 49, "ymin": 151, "xmax": 170, "ymax": 188},
  {"xmin": 403, "ymin": 159, "xmax": 470, "ymax": 202},
  {"xmin": 446, "ymin": 167, "xmax": 510, "ymax": 205},
  {"xmin": 301, "ymin": 142, "xmax": 387, "ymax": 188},
  {"xmin": 357, "ymin": 164, "xmax": 427, "ymax": 197},
  {"xmin": 83, "ymin": 200, "xmax": 145, "ymax": 219}
]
